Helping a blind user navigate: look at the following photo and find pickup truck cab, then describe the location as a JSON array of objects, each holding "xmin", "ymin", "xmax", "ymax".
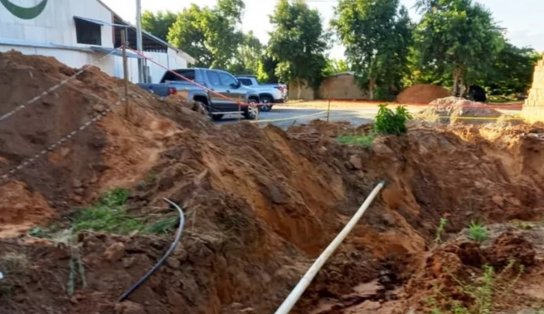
[
  {"xmin": 236, "ymin": 75, "xmax": 288, "ymax": 112},
  {"xmin": 138, "ymin": 68, "xmax": 260, "ymax": 120}
]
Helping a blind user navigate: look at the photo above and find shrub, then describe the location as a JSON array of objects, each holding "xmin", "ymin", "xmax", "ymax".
[{"xmin": 374, "ymin": 104, "xmax": 412, "ymax": 135}]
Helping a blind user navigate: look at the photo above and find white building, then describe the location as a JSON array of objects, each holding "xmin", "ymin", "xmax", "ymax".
[{"xmin": 0, "ymin": 0, "xmax": 195, "ymax": 83}]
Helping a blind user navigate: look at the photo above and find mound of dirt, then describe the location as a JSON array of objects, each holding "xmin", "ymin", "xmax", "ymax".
[
  {"xmin": 396, "ymin": 84, "xmax": 450, "ymax": 104},
  {"xmin": 1, "ymin": 52, "xmax": 544, "ymax": 314},
  {"xmin": 417, "ymin": 96, "xmax": 503, "ymax": 124},
  {"xmin": 404, "ymin": 225, "xmax": 544, "ymax": 313}
]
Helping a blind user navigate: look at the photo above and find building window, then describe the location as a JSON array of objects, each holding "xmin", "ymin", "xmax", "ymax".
[{"xmin": 74, "ymin": 18, "xmax": 102, "ymax": 45}]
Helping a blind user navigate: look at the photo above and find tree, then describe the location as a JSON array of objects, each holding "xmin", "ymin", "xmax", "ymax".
[
  {"xmin": 141, "ymin": 10, "xmax": 177, "ymax": 42},
  {"xmin": 333, "ymin": 0, "xmax": 412, "ymax": 100},
  {"xmin": 268, "ymin": 0, "xmax": 329, "ymax": 98},
  {"xmin": 414, "ymin": 0, "xmax": 504, "ymax": 96},
  {"xmin": 323, "ymin": 58, "xmax": 350, "ymax": 76},
  {"xmin": 256, "ymin": 51, "xmax": 279, "ymax": 83},
  {"xmin": 228, "ymin": 32, "xmax": 263, "ymax": 75},
  {"xmin": 167, "ymin": 0, "xmax": 245, "ymax": 69},
  {"xmin": 475, "ymin": 43, "xmax": 540, "ymax": 96}
]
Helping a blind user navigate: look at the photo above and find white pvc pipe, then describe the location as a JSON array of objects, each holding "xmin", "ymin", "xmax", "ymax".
[{"xmin": 274, "ymin": 181, "xmax": 386, "ymax": 314}]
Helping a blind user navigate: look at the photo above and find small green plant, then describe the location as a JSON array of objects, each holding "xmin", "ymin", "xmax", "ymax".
[
  {"xmin": 72, "ymin": 188, "xmax": 144, "ymax": 234},
  {"xmin": 374, "ymin": 104, "xmax": 412, "ymax": 135},
  {"xmin": 434, "ymin": 217, "xmax": 448, "ymax": 244},
  {"xmin": 145, "ymin": 216, "xmax": 179, "ymax": 234},
  {"xmin": 337, "ymin": 133, "xmax": 376, "ymax": 148},
  {"xmin": 99, "ymin": 188, "xmax": 130, "ymax": 207},
  {"xmin": 468, "ymin": 221, "xmax": 489, "ymax": 243}
]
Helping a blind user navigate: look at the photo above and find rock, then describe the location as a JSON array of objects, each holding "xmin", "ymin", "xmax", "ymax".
[
  {"xmin": 349, "ymin": 155, "xmax": 363, "ymax": 170},
  {"xmin": 114, "ymin": 301, "xmax": 145, "ymax": 314},
  {"xmin": 72, "ymin": 179, "xmax": 82, "ymax": 188},
  {"xmin": 92, "ymin": 104, "xmax": 106, "ymax": 112},
  {"xmin": 166, "ymin": 257, "xmax": 180, "ymax": 269},
  {"xmin": 104, "ymin": 242, "xmax": 125, "ymax": 262},
  {"xmin": 492, "ymin": 195, "xmax": 504, "ymax": 207},
  {"xmin": 122, "ymin": 256, "xmax": 135, "ymax": 268}
]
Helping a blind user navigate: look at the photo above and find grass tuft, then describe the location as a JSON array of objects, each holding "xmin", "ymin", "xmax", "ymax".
[
  {"xmin": 468, "ymin": 221, "xmax": 489, "ymax": 243},
  {"xmin": 337, "ymin": 133, "xmax": 376, "ymax": 148}
]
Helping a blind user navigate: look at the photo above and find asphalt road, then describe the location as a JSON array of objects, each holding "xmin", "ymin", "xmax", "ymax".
[
  {"xmin": 217, "ymin": 106, "xmax": 377, "ymax": 129},
  {"xmin": 216, "ymin": 101, "xmax": 522, "ymax": 129}
]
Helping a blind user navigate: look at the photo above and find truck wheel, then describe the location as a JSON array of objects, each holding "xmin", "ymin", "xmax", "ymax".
[
  {"xmin": 259, "ymin": 95, "xmax": 273, "ymax": 112},
  {"xmin": 243, "ymin": 99, "xmax": 259, "ymax": 120}
]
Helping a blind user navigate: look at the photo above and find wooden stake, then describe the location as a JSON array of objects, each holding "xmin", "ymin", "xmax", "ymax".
[{"xmin": 121, "ymin": 29, "xmax": 130, "ymax": 119}]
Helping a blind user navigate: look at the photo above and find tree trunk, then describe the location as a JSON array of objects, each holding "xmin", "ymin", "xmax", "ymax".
[
  {"xmin": 452, "ymin": 68, "xmax": 464, "ymax": 97},
  {"xmin": 368, "ymin": 78, "xmax": 376, "ymax": 100},
  {"xmin": 297, "ymin": 80, "xmax": 302, "ymax": 99}
]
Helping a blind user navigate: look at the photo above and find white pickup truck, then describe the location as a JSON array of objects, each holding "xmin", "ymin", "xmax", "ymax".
[{"xmin": 236, "ymin": 76, "xmax": 288, "ymax": 112}]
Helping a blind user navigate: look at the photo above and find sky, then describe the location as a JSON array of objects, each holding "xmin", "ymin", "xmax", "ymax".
[{"xmin": 102, "ymin": 0, "xmax": 544, "ymax": 58}]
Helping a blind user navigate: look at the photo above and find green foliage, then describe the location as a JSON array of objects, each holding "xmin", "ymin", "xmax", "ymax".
[
  {"xmin": 333, "ymin": 0, "xmax": 412, "ymax": 99},
  {"xmin": 323, "ymin": 58, "xmax": 351, "ymax": 77},
  {"xmin": 434, "ymin": 217, "xmax": 448, "ymax": 244},
  {"xmin": 167, "ymin": 0, "xmax": 246, "ymax": 69},
  {"xmin": 475, "ymin": 43, "xmax": 540, "ymax": 96},
  {"xmin": 374, "ymin": 104, "xmax": 412, "ymax": 135},
  {"xmin": 468, "ymin": 221, "xmax": 489, "ymax": 243},
  {"xmin": 145, "ymin": 216, "xmax": 179, "ymax": 234},
  {"xmin": 72, "ymin": 189, "xmax": 144, "ymax": 234},
  {"xmin": 256, "ymin": 51, "xmax": 280, "ymax": 83},
  {"xmin": 141, "ymin": 10, "xmax": 177, "ymax": 42},
  {"xmin": 337, "ymin": 133, "xmax": 376, "ymax": 148},
  {"xmin": 228, "ymin": 31, "xmax": 263, "ymax": 75},
  {"xmin": 414, "ymin": 0, "xmax": 504, "ymax": 96},
  {"xmin": 99, "ymin": 188, "xmax": 130, "ymax": 208},
  {"xmin": 268, "ymin": 0, "xmax": 329, "ymax": 89}
]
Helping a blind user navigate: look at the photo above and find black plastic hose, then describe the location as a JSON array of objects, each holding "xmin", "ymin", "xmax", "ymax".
[{"xmin": 118, "ymin": 198, "xmax": 185, "ymax": 302}]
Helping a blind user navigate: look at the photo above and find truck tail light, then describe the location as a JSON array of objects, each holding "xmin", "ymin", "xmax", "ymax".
[{"xmin": 168, "ymin": 87, "xmax": 177, "ymax": 95}]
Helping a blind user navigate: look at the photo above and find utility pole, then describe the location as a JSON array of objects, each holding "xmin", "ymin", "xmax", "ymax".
[{"xmin": 136, "ymin": 0, "xmax": 144, "ymax": 83}]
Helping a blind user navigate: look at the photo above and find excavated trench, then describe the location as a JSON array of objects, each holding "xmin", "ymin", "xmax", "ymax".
[{"xmin": 1, "ymin": 52, "xmax": 544, "ymax": 313}]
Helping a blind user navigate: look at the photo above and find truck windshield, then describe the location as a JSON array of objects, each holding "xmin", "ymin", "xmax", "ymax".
[{"xmin": 161, "ymin": 70, "xmax": 195, "ymax": 82}]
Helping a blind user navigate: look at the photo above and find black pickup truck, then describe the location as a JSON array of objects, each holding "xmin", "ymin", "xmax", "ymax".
[{"xmin": 138, "ymin": 68, "xmax": 260, "ymax": 120}]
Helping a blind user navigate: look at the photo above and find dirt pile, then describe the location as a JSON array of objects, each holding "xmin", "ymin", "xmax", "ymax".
[
  {"xmin": 404, "ymin": 224, "xmax": 544, "ymax": 313},
  {"xmin": 396, "ymin": 84, "xmax": 450, "ymax": 104},
  {"xmin": 417, "ymin": 96, "xmax": 504, "ymax": 124},
  {"xmin": 1, "ymin": 52, "xmax": 544, "ymax": 314},
  {"xmin": 0, "ymin": 50, "xmax": 208, "ymax": 235}
]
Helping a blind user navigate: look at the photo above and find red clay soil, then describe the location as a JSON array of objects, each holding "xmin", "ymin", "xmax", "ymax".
[
  {"xmin": 396, "ymin": 84, "xmax": 450, "ymax": 104},
  {"xmin": 1, "ymin": 52, "xmax": 544, "ymax": 314}
]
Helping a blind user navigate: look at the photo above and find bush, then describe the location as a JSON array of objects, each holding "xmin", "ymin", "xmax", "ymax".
[{"xmin": 374, "ymin": 104, "xmax": 412, "ymax": 135}]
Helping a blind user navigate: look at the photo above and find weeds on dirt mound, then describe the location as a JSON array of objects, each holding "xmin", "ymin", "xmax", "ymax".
[
  {"xmin": 428, "ymin": 260, "xmax": 524, "ymax": 314},
  {"xmin": 73, "ymin": 188, "xmax": 144, "ymax": 234},
  {"xmin": 468, "ymin": 222, "xmax": 489, "ymax": 243},
  {"xmin": 375, "ymin": 104, "xmax": 412, "ymax": 135},
  {"xmin": 337, "ymin": 133, "xmax": 376, "ymax": 148}
]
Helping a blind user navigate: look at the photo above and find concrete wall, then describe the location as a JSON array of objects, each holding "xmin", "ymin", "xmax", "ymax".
[
  {"xmin": 288, "ymin": 81, "xmax": 315, "ymax": 100},
  {"xmin": 318, "ymin": 74, "xmax": 367, "ymax": 99},
  {"xmin": 288, "ymin": 74, "xmax": 367, "ymax": 101},
  {"xmin": 523, "ymin": 57, "xmax": 544, "ymax": 122}
]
